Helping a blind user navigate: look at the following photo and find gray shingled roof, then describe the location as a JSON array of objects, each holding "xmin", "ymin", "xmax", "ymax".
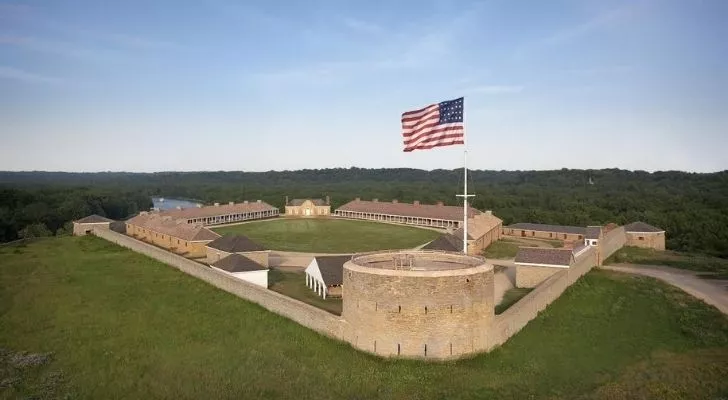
[
  {"xmin": 585, "ymin": 226, "xmax": 602, "ymax": 240},
  {"xmin": 337, "ymin": 199, "xmax": 481, "ymax": 221},
  {"xmin": 74, "ymin": 214, "xmax": 114, "ymax": 224},
  {"xmin": 207, "ymin": 235, "xmax": 266, "ymax": 252},
  {"xmin": 515, "ymin": 247, "xmax": 574, "ymax": 267},
  {"xmin": 212, "ymin": 253, "xmax": 267, "ymax": 272},
  {"xmin": 315, "ymin": 255, "xmax": 350, "ymax": 286},
  {"xmin": 624, "ymin": 221, "xmax": 664, "ymax": 233},
  {"xmin": 422, "ymin": 234, "xmax": 463, "ymax": 252},
  {"xmin": 506, "ymin": 223, "xmax": 586, "ymax": 235}
]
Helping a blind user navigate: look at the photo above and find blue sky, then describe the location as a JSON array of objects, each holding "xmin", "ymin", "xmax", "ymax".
[{"xmin": 1, "ymin": 0, "xmax": 726, "ymax": 172}]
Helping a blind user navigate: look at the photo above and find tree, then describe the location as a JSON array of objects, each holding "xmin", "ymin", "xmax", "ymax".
[{"xmin": 18, "ymin": 223, "xmax": 52, "ymax": 239}]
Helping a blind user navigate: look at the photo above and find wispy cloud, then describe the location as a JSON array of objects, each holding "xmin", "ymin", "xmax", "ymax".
[
  {"xmin": 0, "ymin": 34, "xmax": 124, "ymax": 62},
  {"xmin": 466, "ymin": 85, "xmax": 524, "ymax": 94},
  {"xmin": 514, "ymin": 2, "xmax": 644, "ymax": 60},
  {"xmin": 0, "ymin": 65, "xmax": 63, "ymax": 85},
  {"xmin": 567, "ymin": 65, "xmax": 635, "ymax": 75},
  {"xmin": 541, "ymin": 6, "xmax": 635, "ymax": 46},
  {"xmin": 342, "ymin": 17, "xmax": 383, "ymax": 34},
  {"xmin": 108, "ymin": 33, "xmax": 184, "ymax": 50}
]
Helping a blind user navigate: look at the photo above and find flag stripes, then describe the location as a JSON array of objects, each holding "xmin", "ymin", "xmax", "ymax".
[{"xmin": 401, "ymin": 97, "xmax": 464, "ymax": 152}]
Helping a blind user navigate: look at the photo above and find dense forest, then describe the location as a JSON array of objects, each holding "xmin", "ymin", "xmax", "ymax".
[{"xmin": 1, "ymin": 168, "xmax": 727, "ymax": 257}]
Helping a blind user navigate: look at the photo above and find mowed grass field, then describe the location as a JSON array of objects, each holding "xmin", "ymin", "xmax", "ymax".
[
  {"xmin": 2, "ymin": 237, "xmax": 728, "ymax": 399},
  {"xmin": 212, "ymin": 218, "xmax": 440, "ymax": 252}
]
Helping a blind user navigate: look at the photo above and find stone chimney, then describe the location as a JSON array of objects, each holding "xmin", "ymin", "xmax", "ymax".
[
  {"xmin": 229, "ymin": 201, "xmax": 234, "ymax": 206},
  {"xmin": 257, "ymin": 200, "xmax": 261, "ymax": 203},
  {"xmin": 413, "ymin": 200, "xmax": 420, "ymax": 206},
  {"xmin": 372, "ymin": 198, "xmax": 378, "ymax": 202},
  {"xmin": 392, "ymin": 199, "xmax": 398, "ymax": 203},
  {"xmin": 285, "ymin": 196, "xmax": 289, "ymax": 205},
  {"xmin": 243, "ymin": 200, "xmax": 249, "ymax": 204},
  {"xmin": 436, "ymin": 201, "xmax": 444, "ymax": 206},
  {"xmin": 355, "ymin": 197, "xmax": 361, "ymax": 202},
  {"xmin": 214, "ymin": 202, "xmax": 220, "ymax": 207},
  {"xmin": 325, "ymin": 195, "xmax": 330, "ymax": 205},
  {"xmin": 140, "ymin": 211, "xmax": 148, "ymax": 216},
  {"xmin": 176, "ymin": 206, "xmax": 182, "ymax": 210},
  {"xmin": 485, "ymin": 210, "xmax": 493, "ymax": 216}
]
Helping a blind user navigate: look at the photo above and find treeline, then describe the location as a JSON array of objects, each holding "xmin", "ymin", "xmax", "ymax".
[{"xmin": 0, "ymin": 168, "xmax": 726, "ymax": 257}]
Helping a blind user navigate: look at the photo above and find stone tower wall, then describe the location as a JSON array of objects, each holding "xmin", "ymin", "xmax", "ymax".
[{"xmin": 342, "ymin": 255, "xmax": 494, "ymax": 359}]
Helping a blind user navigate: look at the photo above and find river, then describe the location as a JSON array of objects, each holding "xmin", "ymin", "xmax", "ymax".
[{"xmin": 151, "ymin": 197, "xmax": 202, "ymax": 211}]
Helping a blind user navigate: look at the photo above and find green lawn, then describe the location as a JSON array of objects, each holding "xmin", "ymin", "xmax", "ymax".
[
  {"xmin": 212, "ymin": 218, "xmax": 440, "ymax": 253},
  {"xmin": 483, "ymin": 240, "xmax": 520, "ymax": 259},
  {"xmin": 495, "ymin": 288, "xmax": 533, "ymax": 314},
  {"xmin": 269, "ymin": 269, "xmax": 342, "ymax": 315},
  {"xmin": 606, "ymin": 246, "xmax": 728, "ymax": 279},
  {"xmin": 2, "ymin": 237, "xmax": 728, "ymax": 399}
]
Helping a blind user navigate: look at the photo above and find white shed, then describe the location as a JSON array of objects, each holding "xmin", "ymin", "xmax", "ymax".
[{"xmin": 211, "ymin": 253, "xmax": 269, "ymax": 288}]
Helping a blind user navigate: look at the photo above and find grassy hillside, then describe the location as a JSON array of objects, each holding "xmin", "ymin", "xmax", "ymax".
[
  {"xmin": 213, "ymin": 218, "xmax": 439, "ymax": 252},
  {"xmin": 1, "ymin": 237, "xmax": 727, "ymax": 399}
]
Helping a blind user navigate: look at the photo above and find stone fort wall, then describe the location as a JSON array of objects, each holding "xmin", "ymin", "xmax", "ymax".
[
  {"xmin": 598, "ymin": 226, "xmax": 627, "ymax": 265},
  {"xmin": 486, "ymin": 247, "xmax": 597, "ymax": 350},
  {"xmin": 342, "ymin": 252, "xmax": 494, "ymax": 359},
  {"xmin": 93, "ymin": 228, "xmax": 346, "ymax": 340},
  {"xmin": 94, "ymin": 228, "xmax": 605, "ymax": 361}
]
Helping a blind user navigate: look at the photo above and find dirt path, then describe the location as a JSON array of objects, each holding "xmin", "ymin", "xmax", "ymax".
[{"xmin": 601, "ymin": 264, "xmax": 728, "ymax": 316}]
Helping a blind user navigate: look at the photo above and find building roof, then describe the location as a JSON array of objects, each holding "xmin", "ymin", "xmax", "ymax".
[
  {"xmin": 212, "ymin": 253, "xmax": 267, "ymax": 273},
  {"xmin": 315, "ymin": 255, "xmax": 350, "ymax": 286},
  {"xmin": 422, "ymin": 233, "xmax": 464, "ymax": 252},
  {"xmin": 156, "ymin": 201, "xmax": 277, "ymax": 220},
  {"xmin": 206, "ymin": 234, "xmax": 266, "ymax": 252},
  {"xmin": 336, "ymin": 199, "xmax": 481, "ymax": 222},
  {"xmin": 506, "ymin": 223, "xmax": 586, "ymax": 236},
  {"xmin": 287, "ymin": 198, "xmax": 328, "ymax": 206},
  {"xmin": 454, "ymin": 212, "xmax": 503, "ymax": 240},
  {"xmin": 585, "ymin": 226, "xmax": 602, "ymax": 240},
  {"xmin": 515, "ymin": 247, "xmax": 574, "ymax": 267},
  {"xmin": 126, "ymin": 213, "xmax": 221, "ymax": 242},
  {"xmin": 624, "ymin": 221, "xmax": 664, "ymax": 233},
  {"xmin": 74, "ymin": 214, "xmax": 114, "ymax": 224}
]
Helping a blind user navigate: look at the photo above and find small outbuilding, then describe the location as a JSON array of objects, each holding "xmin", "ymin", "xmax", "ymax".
[
  {"xmin": 304, "ymin": 255, "xmax": 349, "ymax": 299},
  {"xmin": 421, "ymin": 233, "xmax": 464, "ymax": 252},
  {"xmin": 205, "ymin": 234, "xmax": 269, "ymax": 266},
  {"xmin": 624, "ymin": 221, "xmax": 665, "ymax": 250},
  {"xmin": 210, "ymin": 253, "xmax": 269, "ymax": 288},
  {"xmin": 514, "ymin": 247, "xmax": 575, "ymax": 288},
  {"xmin": 73, "ymin": 215, "xmax": 114, "ymax": 236}
]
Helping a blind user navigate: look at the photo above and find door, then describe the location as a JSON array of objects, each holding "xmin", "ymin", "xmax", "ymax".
[{"xmin": 305, "ymin": 208, "xmax": 311, "ymax": 216}]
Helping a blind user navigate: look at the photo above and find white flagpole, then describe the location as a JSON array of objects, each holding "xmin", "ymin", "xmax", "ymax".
[
  {"xmin": 463, "ymin": 148, "xmax": 468, "ymax": 254},
  {"xmin": 456, "ymin": 98, "xmax": 474, "ymax": 254}
]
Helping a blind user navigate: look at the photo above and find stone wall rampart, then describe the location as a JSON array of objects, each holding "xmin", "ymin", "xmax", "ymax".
[{"xmin": 599, "ymin": 226, "xmax": 627, "ymax": 265}]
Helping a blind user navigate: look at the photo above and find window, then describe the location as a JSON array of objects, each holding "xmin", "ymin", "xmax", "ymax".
[
  {"xmin": 531, "ymin": 231, "xmax": 535, "ymax": 237},
  {"xmin": 549, "ymin": 232, "xmax": 553, "ymax": 238},
  {"xmin": 639, "ymin": 236, "xmax": 645, "ymax": 241},
  {"xmin": 563, "ymin": 234, "xmax": 567, "ymax": 239}
]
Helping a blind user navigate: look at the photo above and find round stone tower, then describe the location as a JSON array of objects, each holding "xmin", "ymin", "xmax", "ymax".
[{"xmin": 342, "ymin": 250, "xmax": 494, "ymax": 359}]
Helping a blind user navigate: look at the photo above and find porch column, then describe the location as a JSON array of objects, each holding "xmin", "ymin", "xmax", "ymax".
[{"xmin": 323, "ymin": 285, "xmax": 327, "ymax": 299}]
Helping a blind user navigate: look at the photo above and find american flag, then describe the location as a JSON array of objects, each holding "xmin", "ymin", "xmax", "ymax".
[{"xmin": 401, "ymin": 97, "xmax": 464, "ymax": 152}]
